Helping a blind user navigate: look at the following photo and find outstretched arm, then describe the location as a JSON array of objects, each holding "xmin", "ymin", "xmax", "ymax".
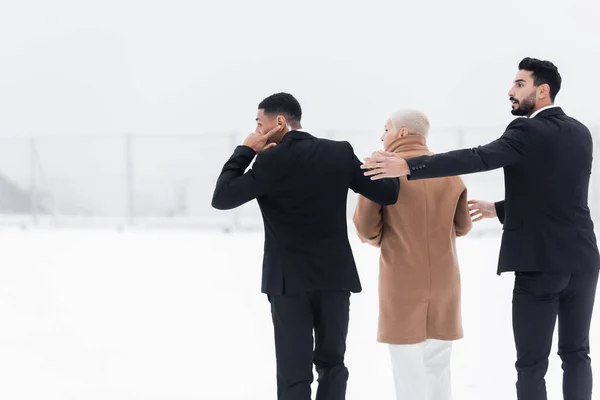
[{"xmin": 362, "ymin": 118, "xmax": 531, "ymax": 180}]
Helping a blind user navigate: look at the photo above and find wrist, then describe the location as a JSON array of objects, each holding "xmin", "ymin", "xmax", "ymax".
[
  {"xmin": 395, "ymin": 156, "xmax": 409, "ymax": 176},
  {"xmin": 401, "ymin": 158, "xmax": 409, "ymax": 174},
  {"xmin": 238, "ymin": 145, "xmax": 257, "ymax": 155}
]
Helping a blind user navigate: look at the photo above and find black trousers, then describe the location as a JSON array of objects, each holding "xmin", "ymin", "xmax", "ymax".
[
  {"xmin": 512, "ymin": 270, "xmax": 599, "ymax": 400},
  {"xmin": 268, "ymin": 289, "xmax": 351, "ymax": 400}
]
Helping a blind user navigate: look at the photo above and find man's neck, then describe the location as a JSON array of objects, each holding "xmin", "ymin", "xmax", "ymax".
[
  {"xmin": 276, "ymin": 125, "xmax": 303, "ymax": 144},
  {"xmin": 529, "ymin": 103, "xmax": 556, "ymax": 118}
]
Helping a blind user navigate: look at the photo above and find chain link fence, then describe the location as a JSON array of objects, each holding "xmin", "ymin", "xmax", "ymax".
[{"xmin": 0, "ymin": 126, "xmax": 598, "ymax": 232}]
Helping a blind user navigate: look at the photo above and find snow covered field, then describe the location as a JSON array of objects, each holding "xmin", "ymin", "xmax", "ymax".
[{"xmin": 0, "ymin": 226, "xmax": 597, "ymax": 400}]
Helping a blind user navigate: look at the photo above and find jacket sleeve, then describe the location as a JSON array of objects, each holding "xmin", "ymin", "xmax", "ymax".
[
  {"xmin": 352, "ymin": 195, "xmax": 384, "ymax": 247},
  {"xmin": 454, "ymin": 183, "xmax": 473, "ymax": 237},
  {"xmin": 211, "ymin": 145, "xmax": 284, "ymax": 210},
  {"xmin": 406, "ymin": 118, "xmax": 530, "ymax": 180},
  {"xmin": 348, "ymin": 142, "xmax": 400, "ymax": 206},
  {"xmin": 495, "ymin": 200, "xmax": 505, "ymax": 224}
]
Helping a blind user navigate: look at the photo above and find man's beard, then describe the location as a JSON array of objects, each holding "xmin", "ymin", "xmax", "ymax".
[{"xmin": 511, "ymin": 92, "xmax": 536, "ymax": 116}]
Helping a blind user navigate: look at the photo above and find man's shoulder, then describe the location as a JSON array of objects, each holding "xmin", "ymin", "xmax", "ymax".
[
  {"xmin": 260, "ymin": 132, "xmax": 355, "ymax": 163},
  {"xmin": 254, "ymin": 141, "xmax": 292, "ymax": 164},
  {"xmin": 302, "ymin": 135, "xmax": 354, "ymax": 155},
  {"xmin": 253, "ymin": 134, "xmax": 344, "ymax": 163},
  {"xmin": 560, "ymin": 114, "xmax": 591, "ymax": 134},
  {"xmin": 516, "ymin": 112, "xmax": 590, "ymax": 134},
  {"xmin": 310, "ymin": 134, "xmax": 351, "ymax": 145},
  {"xmin": 505, "ymin": 116, "xmax": 530, "ymax": 130},
  {"xmin": 503, "ymin": 116, "xmax": 541, "ymax": 140}
]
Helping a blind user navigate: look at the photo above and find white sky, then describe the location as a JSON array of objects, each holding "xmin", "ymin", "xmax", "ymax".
[{"xmin": 1, "ymin": 0, "xmax": 599, "ymax": 137}]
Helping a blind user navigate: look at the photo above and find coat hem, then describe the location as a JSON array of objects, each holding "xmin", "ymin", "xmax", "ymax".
[{"xmin": 378, "ymin": 333, "xmax": 463, "ymax": 345}]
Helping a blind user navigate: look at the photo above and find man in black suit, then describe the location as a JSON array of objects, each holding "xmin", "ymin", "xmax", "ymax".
[
  {"xmin": 361, "ymin": 57, "xmax": 600, "ymax": 400},
  {"xmin": 211, "ymin": 92, "xmax": 400, "ymax": 400}
]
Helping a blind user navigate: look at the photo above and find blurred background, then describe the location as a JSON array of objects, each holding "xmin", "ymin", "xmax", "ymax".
[
  {"xmin": 1, "ymin": 0, "xmax": 599, "ymax": 231},
  {"xmin": 1, "ymin": 1, "xmax": 600, "ymax": 399}
]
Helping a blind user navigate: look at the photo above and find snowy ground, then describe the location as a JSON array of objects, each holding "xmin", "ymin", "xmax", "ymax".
[{"xmin": 0, "ymin": 226, "xmax": 598, "ymax": 400}]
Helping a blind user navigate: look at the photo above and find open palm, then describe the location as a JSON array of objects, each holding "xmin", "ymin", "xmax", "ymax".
[{"xmin": 468, "ymin": 199, "xmax": 497, "ymax": 222}]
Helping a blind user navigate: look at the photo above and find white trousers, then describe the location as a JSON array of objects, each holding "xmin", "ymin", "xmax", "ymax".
[{"xmin": 389, "ymin": 339, "xmax": 453, "ymax": 400}]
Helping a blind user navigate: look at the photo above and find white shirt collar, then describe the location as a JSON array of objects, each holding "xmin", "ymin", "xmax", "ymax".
[
  {"xmin": 288, "ymin": 125, "xmax": 305, "ymax": 132},
  {"xmin": 529, "ymin": 104, "xmax": 559, "ymax": 119}
]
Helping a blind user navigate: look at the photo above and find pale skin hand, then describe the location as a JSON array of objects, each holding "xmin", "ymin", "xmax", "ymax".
[
  {"xmin": 243, "ymin": 124, "xmax": 281, "ymax": 153},
  {"xmin": 468, "ymin": 200, "xmax": 497, "ymax": 222},
  {"xmin": 361, "ymin": 151, "xmax": 409, "ymax": 179}
]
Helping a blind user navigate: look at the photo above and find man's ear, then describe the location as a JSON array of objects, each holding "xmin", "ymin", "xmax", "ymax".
[
  {"xmin": 276, "ymin": 115, "xmax": 286, "ymax": 130},
  {"xmin": 398, "ymin": 127, "xmax": 409, "ymax": 137},
  {"xmin": 538, "ymin": 83, "xmax": 550, "ymax": 100}
]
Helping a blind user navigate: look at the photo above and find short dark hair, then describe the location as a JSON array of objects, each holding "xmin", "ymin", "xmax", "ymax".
[
  {"xmin": 258, "ymin": 92, "xmax": 302, "ymax": 122},
  {"xmin": 518, "ymin": 57, "xmax": 562, "ymax": 102}
]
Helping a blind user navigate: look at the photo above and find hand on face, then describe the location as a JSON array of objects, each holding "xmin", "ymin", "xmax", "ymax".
[
  {"xmin": 243, "ymin": 124, "xmax": 282, "ymax": 153},
  {"xmin": 361, "ymin": 151, "xmax": 409, "ymax": 180}
]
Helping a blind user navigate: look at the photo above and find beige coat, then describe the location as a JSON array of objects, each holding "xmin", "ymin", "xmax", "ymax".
[{"xmin": 353, "ymin": 135, "xmax": 472, "ymax": 344}]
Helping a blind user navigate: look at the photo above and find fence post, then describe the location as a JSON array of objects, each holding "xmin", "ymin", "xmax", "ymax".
[
  {"xmin": 29, "ymin": 137, "xmax": 38, "ymax": 225},
  {"xmin": 126, "ymin": 133, "xmax": 135, "ymax": 226}
]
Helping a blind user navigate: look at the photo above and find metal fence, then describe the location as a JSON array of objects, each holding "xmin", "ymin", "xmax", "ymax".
[{"xmin": 0, "ymin": 125, "xmax": 599, "ymax": 231}]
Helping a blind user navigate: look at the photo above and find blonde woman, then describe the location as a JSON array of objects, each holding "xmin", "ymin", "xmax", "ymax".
[{"xmin": 353, "ymin": 109, "xmax": 472, "ymax": 400}]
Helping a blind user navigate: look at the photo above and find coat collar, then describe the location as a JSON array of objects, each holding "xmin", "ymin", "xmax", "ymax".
[{"xmin": 385, "ymin": 135, "xmax": 429, "ymax": 154}]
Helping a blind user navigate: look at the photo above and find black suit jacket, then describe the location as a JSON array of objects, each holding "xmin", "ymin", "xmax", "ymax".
[
  {"xmin": 212, "ymin": 130, "xmax": 400, "ymax": 294},
  {"xmin": 405, "ymin": 107, "xmax": 600, "ymax": 274}
]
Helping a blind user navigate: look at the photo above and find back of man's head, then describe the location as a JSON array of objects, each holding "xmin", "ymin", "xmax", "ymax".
[
  {"xmin": 258, "ymin": 93, "xmax": 302, "ymax": 124},
  {"xmin": 518, "ymin": 57, "xmax": 562, "ymax": 102}
]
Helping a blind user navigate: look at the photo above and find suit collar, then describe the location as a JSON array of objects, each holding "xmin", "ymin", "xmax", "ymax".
[
  {"xmin": 530, "ymin": 106, "xmax": 564, "ymax": 119},
  {"xmin": 281, "ymin": 130, "xmax": 314, "ymax": 143}
]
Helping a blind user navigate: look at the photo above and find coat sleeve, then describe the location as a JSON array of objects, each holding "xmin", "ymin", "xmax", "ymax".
[
  {"xmin": 347, "ymin": 142, "xmax": 400, "ymax": 206},
  {"xmin": 495, "ymin": 200, "xmax": 505, "ymax": 224},
  {"xmin": 454, "ymin": 182, "xmax": 473, "ymax": 237},
  {"xmin": 405, "ymin": 118, "xmax": 530, "ymax": 180},
  {"xmin": 352, "ymin": 195, "xmax": 384, "ymax": 247},
  {"xmin": 211, "ymin": 145, "xmax": 284, "ymax": 210}
]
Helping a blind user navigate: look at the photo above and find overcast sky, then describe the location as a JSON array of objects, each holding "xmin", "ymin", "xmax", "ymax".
[{"xmin": 0, "ymin": 0, "xmax": 599, "ymax": 138}]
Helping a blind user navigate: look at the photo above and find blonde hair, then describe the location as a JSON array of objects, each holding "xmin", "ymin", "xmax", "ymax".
[{"xmin": 388, "ymin": 109, "xmax": 430, "ymax": 138}]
